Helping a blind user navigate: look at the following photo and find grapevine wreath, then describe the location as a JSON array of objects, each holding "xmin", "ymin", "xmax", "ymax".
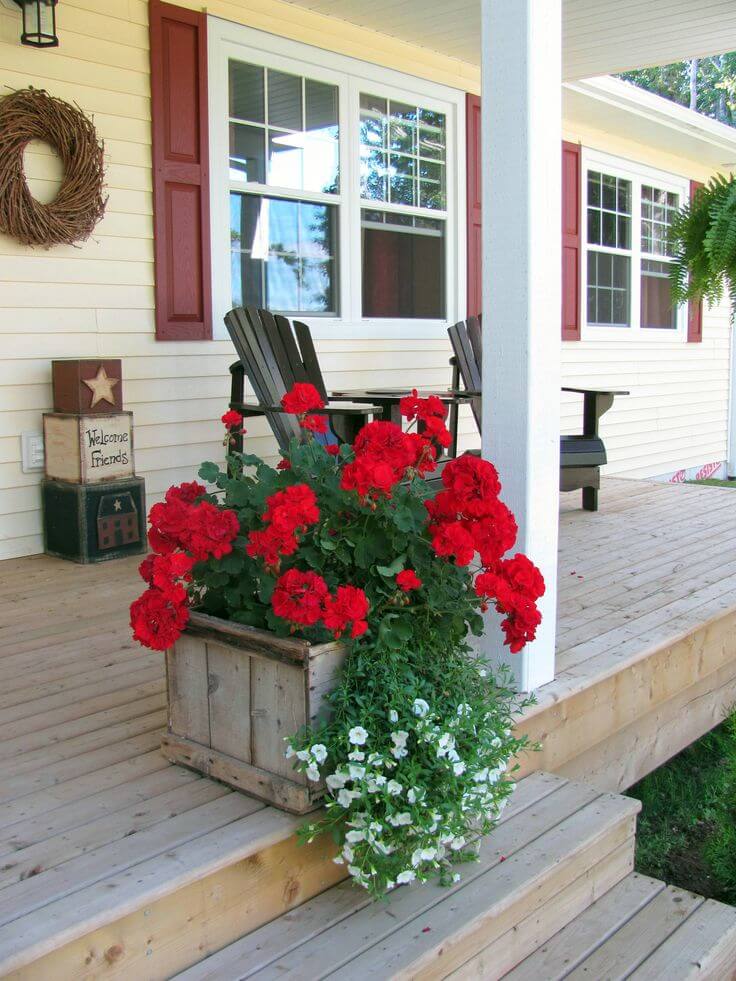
[{"xmin": 0, "ymin": 87, "xmax": 106, "ymax": 248}]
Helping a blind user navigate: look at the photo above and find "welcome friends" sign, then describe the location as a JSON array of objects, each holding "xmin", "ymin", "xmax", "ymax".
[{"xmin": 44, "ymin": 412, "xmax": 135, "ymax": 484}]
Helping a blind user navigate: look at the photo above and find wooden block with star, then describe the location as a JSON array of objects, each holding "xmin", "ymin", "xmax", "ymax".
[
  {"xmin": 52, "ymin": 359, "xmax": 123, "ymax": 414},
  {"xmin": 43, "ymin": 411, "xmax": 135, "ymax": 484}
]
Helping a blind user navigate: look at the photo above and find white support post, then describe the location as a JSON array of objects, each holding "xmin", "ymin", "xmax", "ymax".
[{"xmin": 480, "ymin": 0, "xmax": 561, "ymax": 691}]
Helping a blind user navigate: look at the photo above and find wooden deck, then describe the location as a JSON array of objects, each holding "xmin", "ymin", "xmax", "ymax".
[{"xmin": 0, "ymin": 476, "xmax": 735, "ymax": 975}]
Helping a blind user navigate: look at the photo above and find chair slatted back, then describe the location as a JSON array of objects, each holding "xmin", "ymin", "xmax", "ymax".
[
  {"xmin": 448, "ymin": 317, "xmax": 482, "ymax": 429},
  {"xmin": 224, "ymin": 306, "xmax": 336, "ymax": 449}
]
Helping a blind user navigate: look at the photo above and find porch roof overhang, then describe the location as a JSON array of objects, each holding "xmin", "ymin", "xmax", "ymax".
[{"xmin": 280, "ymin": 0, "xmax": 736, "ymax": 80}]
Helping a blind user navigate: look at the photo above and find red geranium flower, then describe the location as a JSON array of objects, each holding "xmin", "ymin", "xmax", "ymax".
[
  {"xmin": 430, "ymin": 520, "xmax": 476, "ymax": 566},
  {"xmin": 396, "ymin": 569, "xmax": 422, "ymax": 592},
  {"xmin": 281, "ymin": 382, "xmax": 325, "ymax": 415},
  {"xmin": 323, "ymin": 585, "xmax": 370, "ymax": 638},
  {"xmin": 325, "ymin": 444, "xmax": 340, "ymax": 456},
  {"xmin": 441, "ymin": 455, "xmax": 502, "ymax": 518},
  {"xmin": 221, "ymin": 409, "xmax": 244, "ymax": 429},
  {"xmin": 188, "ymin": 502, "xmax": 240, "ymax": 561},
  {"xmin": 263, "ymin": 484, "xmax": 319, "ymax": 532},
  {"xmin": 277, "ymin": 458, "xmax": 292, "ymax": 471},
  {"xmin": 148, "ymin": 497, "xmax": 193, "ymax": 555},
  {"xmin": 130, "ymin": 586, "xmax": 189, "ymax": 651},
  {"xmin": 272, "ymin": 569, "xmax": 329, "ymax": 627},
  {"xmin": 301, "ymin": 413, "xmax": 329, "ymax": 435},
  {"xmin": 165, "ymin": 481, "xmax": 206, "ymax": 505}
]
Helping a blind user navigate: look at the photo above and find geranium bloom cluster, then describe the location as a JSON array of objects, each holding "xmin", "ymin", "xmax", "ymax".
[
  {"xmin": 272, "ymin": 569, "xmax": 369, "ymax": 638},
  {"xmin": 246, "ymin": 484, "xmax": 319, "ymax": 571},
  {"xmin": 399, "ymin": 389, "xmax": 452, "ymax": 449},
  {"xmin": 426, "ymin": 455, "xmax": 545, "ymax": 652},
  {"xmin": 289, "ymin": 674, "xmax": 520, "ymax": 894},
  {"xmin": 130, "ymin": 480, "xmax": 240, "ymax": 651},
  {"xmin": 281, "ymin": 382, "xmax": 328, "ymax": 435}
]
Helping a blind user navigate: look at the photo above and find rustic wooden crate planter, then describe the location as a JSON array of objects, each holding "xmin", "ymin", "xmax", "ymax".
[{"xmin": 161, "ymin": 611, "xmax": 348, "ymax": 814}]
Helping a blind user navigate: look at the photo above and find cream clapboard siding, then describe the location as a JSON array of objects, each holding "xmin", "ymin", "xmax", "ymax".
[
  {"xmin": 0, "ymin": 0, "xmax": 731, "ymax": 560},
  {"xmin": 560, "ymin": 120, "xmax": 732, "ymax": 480}
]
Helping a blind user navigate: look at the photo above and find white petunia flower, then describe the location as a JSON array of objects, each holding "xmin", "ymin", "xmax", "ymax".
[
  {"xmin": 296, "ymin": 749, "xmax": 311, "ymax": 762},
  {"xmin": 457, "ymin": 703, "xmax": 472, "ymax": 717},
  {"xmin": 388, "ymin": 811, "xmax": 413, "ymax": 827},
  {"xmin": 342, "ymin": 844, "xmax": 355, "ymax": 862},
  {"xmin": 345, "ymin": 829, "xmax": 366, "ymax": 843},
  {"xmin": 453, "ymin": 761, "xmax": 466, "ymax": 776},
  {"xmin": 411, "ymin": 849, "xmax": 424, "ymax": 867},
  {"xmin": 311, "ymin": 744, "xmax": 328, "ymax": 764},
  {"xmin": 412, "ymin": 698, "xmax": 430, "ymax": 717},
  {"xmin": 391, "ymin": 747, "xmax": 408, "ymax": 760},
  {"xmin": 397, "ymin": 869, "xmax": 416, "ymax": 884},
  {"xmin": 491, "ymin": 736, "xmax": 502, "ymax": 748},
  {"xmin": 333, "ymin": 855, "xmax": 344, "ymax": 864},
  {"xmin": 389, "ymin": 709, "xmax": 399, "ymax": 723},
  {"xmin": 420, "ymin": 847, "xmax": 437, "ymax": 861},
  {"xmin": 452, "ymin": 872, "xmax": 461, "ymax": 883},
  {"xmin": 450, "ymin": 835, "xmax": 466, "ymax": 851},
  {"xmin": 391, "ymin": 730, "xmax": 409, "ymax": 747},
  {"xmin": 478, "ymin": 667, "xmax": 488, "ymax": 678},
  {"xmin": 407, "ymin": 788, "xmax": 418, "ymax": 804},
  {"xmin": 337, "ymin": 788, "xmax": 361, "ymax": 808},
  {"xmin": 348, "ymin": 726, "xmax": 368, "ymax": 746},
  {"xmin": 348, "ymin": 764, "xmax": 366, "ymax": 780},
  {"xmin": 306, "ymin": 764, "xmax": 320, "ymax": 782},
  {"xmin": 473, "ymin": 768, "xmax": 489, "ymax": 783},
  {"xmin": 284, "ymin": 744, "xmax": 295, "ymax": 759},
  {"xmin": 326, "ymin": 770, "xmax": 348, "ymax": 790},
  {"xmin": 348, "ymin": 750, "xmax": 365, "ymax": 762},
  {"xmin": 367, "ymin": 752, "xmax": 384, "ymax": 766},
  {"xmin": 386, "ymin": 780, "xmax": 403, "ymax": 796},
  {"xmin": 347, "ymin": 865, "xmax": 362, "ymax": 877}
]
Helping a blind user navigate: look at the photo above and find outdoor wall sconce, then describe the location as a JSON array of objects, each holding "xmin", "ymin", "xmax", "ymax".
[{"xmin": 12, "ymin": 0, "xmax": 58, "ymax": 48}]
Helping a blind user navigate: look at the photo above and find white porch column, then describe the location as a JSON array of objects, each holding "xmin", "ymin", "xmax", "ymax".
[{"xmin": 480, "ymin": 0, "xmax": 561, "ymax": 691}]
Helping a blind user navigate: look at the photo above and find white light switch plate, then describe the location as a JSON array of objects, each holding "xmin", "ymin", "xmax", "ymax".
[{"xmin": 21, "ymin": 432, "xmax": 45, "ymax": 473}]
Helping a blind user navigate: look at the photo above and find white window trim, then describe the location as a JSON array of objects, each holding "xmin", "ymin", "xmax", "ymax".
[
  {"xmin": 580, "ymin": 147, "xmax": 690, "ymax": 343},
  {"xmin": 207, "ymin": 16, "xmax": 466, "ymax": 341}
]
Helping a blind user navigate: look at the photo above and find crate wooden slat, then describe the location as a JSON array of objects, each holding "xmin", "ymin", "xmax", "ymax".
[{"xmin": 161, "ymin": 612, "xmax": 348, "ymax": 813}]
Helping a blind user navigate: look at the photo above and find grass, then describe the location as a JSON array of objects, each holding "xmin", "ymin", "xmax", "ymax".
[
  {"xmin": 628, "ymin": 713, "xmax": 736, "ymax": 904},
  {"xmin": 686, "ymin": 478, "xmax": 736, "ymax": 488}
]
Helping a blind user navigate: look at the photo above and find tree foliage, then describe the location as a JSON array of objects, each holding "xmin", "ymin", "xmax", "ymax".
[{"xmin": 620, "ymin": 54, "xmax": 736, "ymax": 126}]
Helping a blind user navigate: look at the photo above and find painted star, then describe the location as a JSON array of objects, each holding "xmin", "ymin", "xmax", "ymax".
[
  {"xmin": 113, "ymin": 499, "xmax": 122, "ymax": 512},
  {"xmin": 83, "ymin": 366, "xmax": 119, "ymax": 408}
]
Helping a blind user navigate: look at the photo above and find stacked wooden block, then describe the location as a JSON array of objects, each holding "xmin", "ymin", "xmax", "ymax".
[{"xmin": 42, "ymin": 359, "xmax": 146, "ymax": 563}]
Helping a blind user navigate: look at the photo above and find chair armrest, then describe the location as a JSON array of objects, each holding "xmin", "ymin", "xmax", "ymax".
[
  {"xmin": 230, "ymin": 401, "xmax": 383, "ymax": 417},
  {"xmin": 562, "ymin": 386, "xmax": 629, "ymax": 396}
]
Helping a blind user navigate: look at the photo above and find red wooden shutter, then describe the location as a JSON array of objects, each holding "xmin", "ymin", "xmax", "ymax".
[
  {"xmin": 466, "ymin": 93, "xmax": 482, "ymax": 319},
  {"xmin": 687, "ymin": 179, "xmax": 704, "ymax": 343},
  {"xmin": 149, "ymin": 0, "xmax": 212, "ymax": 340},
  {"xmin": 465, "ymin": 100, "xmax": 581, "ymax": 340},
  {"xmin": 561, "ymin": 141, "xmax": 582, "ymax": 341}
]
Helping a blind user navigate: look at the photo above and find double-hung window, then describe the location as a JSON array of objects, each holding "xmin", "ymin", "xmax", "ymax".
[
  {"xmin": 583, "ymin": 151, "xmax": 688, "ymax": 338},
  {"xmin": 209, "ymin": 22, "xmax": 462, "ymax": 338}
]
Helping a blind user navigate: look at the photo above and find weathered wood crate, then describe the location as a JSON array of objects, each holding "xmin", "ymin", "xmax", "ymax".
[{"xmin": 161, "ymin": 611, "xmax": 348, "ymax": 814}]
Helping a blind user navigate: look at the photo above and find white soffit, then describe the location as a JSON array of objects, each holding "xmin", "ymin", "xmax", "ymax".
[
  {"xmin": 565, "ymin": 77, "xmax": 736, "ymax": 169},
  {"xmin": 280, "ymin": 0, "xmax": 736, "ymax": 80}
]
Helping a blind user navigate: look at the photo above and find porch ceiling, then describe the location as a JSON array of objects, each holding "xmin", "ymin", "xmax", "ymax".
[{"xmin": 280, "ymin": 0, "xmax": 736, "ymax": 80}]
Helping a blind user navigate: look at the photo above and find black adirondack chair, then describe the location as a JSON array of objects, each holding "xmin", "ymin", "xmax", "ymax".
[
  {"xmin": 224, "ymin": 307, "xmax": 383, "ymax": 453},
  {"xmin": 448, "ymin": 316, "xmax": 628, "ymax": 511}
]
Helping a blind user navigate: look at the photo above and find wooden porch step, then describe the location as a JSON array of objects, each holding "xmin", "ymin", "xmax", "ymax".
[
  {"xmin": 173, "ymin": 771, "xmax": 639, "ymax": 981},
  {"xmin": 506, "ymin": 872, "xmax": 736, "ymax": 979}
]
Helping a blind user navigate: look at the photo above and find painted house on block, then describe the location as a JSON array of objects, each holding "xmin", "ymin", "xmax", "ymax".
[{"xmin": 1, "ymin": 0, "xmax": 736, "ymax": 567}]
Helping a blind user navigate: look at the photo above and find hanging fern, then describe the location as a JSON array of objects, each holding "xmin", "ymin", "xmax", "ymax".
[{"xmin": 669, "ymin": 173, "xmax": 736, "ymax": 308}]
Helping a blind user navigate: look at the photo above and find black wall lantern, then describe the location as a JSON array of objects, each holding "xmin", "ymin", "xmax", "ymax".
[{"xmin": 12, "ymin": 0, "xmax": 58, "ymax": 48}]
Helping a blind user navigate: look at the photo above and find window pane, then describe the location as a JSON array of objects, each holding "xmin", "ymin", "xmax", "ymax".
[
  {"xmin": 587, "ymin": 250, "xmax": 630, "ymax": 326},
  {"xmin": 229, "ymin": 123, "xmax": 265, "ymax": 183},
  {"xmin": 268, "ymin": 131, "xmax": 302, "ymax": 189},
  {"xmin": 360, "ymin": 94, "xmax": 446, "ymax": 210},
  {"xmin": 586, "ymin": 170, "xmax": 631, "ymax": 250},
  {"xmin": 267, "ymin": 69, "xmax": 302, "ymax": 130},
  {"xmin": 361, "ymin": 209, "xmax": 444, "ymax": 319},
  {"xmin": 230, "ymin": 193, "xmax": 338, "ymax": 315},
  {"xmin": 641, "ymin": 184, "xmax": 678, "ymax": 257},
  {"xmin": 305, "ymin": 79, "xmax": 338, "ymax": 139},
  {"xmin": 641, "ymin": 259, "xmax": 676, "ymax": 328},
  {"xmin": 229, "ymin": 61, "xmax": 264, "ymax": 123}
]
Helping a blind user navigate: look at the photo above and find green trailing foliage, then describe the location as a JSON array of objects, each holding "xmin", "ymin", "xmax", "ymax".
[{"xmin": 669, "ymin": 174, "xmax": 736, "ymax": 309}]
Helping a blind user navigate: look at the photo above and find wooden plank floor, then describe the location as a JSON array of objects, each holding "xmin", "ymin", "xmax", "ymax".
[{"xmin": 0, "ymin": 477, "xmax": 734, "ymax": 973}]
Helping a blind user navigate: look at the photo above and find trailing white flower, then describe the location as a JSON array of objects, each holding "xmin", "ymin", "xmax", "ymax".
[
  {"xmin": 457, "ymin": 703, "xmax": 472, "ymax": 717},
  {"xmin": 386, "ymin": 780, "xmax": 403, "ymax": 796},
  {"xmin": 326, "ymin": 770, "xmax": 349, "ymax": 790},
  {"xmin": 412, "ymin": 698, "xmax": 430, "ymax": 717},
  {"xmin": 397, "ymin": 870, "xmax": 416, "ymax": 884},
  {"xmin": 337, "ymin": 788, "xmax": 362, "ymax": 808},
  {"xmin": 348, "ymin": 726, "xmax": 368, "ymax": 746},
  {"xmin": 453, "ymin": 761, "xmax": 466, "ymax": 776},
  {"xmin": 311, "ymin": 743, "xmax": 328, "ymax": 764},
  {"xmin": 306, "ymin": 764, "xmax": 321, "ymax": 782},
  {"xmin": 284, "ymin": 743, "xmax": 295, "ymax": 759},
  {"xmin": 387, "ymin": 811, "xmax": 413, "ymax": 827},
  {"xmin": 388, "ymin": 709, "xmax": 399, "ymax": 723},
  {"xmin": 345, "ymin": 829, "xmax": 366, "ymax": 843},
  {"xmin": 348, "ymin": 750, "xmax": 366, "ymax": 762},
  {"xmin": 348, "ymin": 764, "xmax": 366, "ymax": 780}
]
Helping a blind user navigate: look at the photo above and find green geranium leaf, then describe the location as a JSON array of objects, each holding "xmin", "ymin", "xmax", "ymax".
[
  {"xmin": 199, "ymin": 461, "xmax": 221, "ymax": 483},
  {"xmin": 376, "ymin": 554, "xmax": 407, "ymax": 577}
]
